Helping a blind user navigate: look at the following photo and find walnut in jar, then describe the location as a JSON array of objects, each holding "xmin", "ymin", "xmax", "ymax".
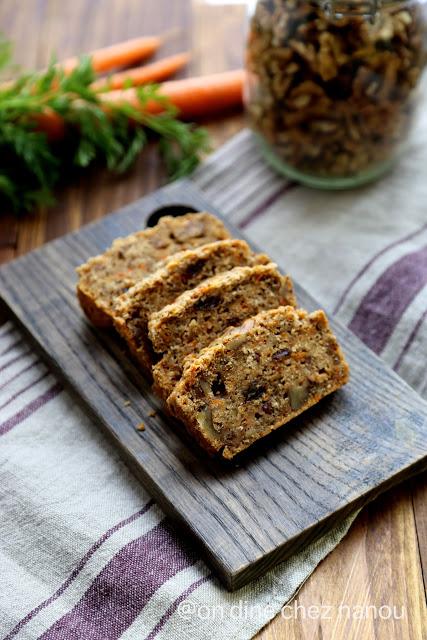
[{"xmin": 246, "ymin": 0, "xmax": 427, "ymax": 188}]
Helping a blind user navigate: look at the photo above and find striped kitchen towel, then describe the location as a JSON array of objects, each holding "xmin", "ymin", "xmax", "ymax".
[{"xmin": 1, "ymin": 115, "xmax": 427, "ymax": 639}]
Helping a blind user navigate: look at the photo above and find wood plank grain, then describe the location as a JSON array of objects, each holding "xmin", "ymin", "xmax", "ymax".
[
  {"xmin": 0, "ymin": 217, "xmax": 18, "ymax": 264},
  {"xmin": 1, "ymin": 180, "xmax": 426, "ymax": 590},
  {"xmin": 412, "ymin": 474, "xmax": 427, "ymax": 597},
  {"xmin": 192, "ymin": 1, "xmax": 246, "ymax": 73},
  {"xmin": 256, "ymin": 482, "xmax": 427, "ymax": 640}
]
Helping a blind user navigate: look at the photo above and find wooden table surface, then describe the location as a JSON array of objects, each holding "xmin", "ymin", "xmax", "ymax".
[{"xmin": 1, "ymin": 2, "xmax": 426, "ymax": 638}]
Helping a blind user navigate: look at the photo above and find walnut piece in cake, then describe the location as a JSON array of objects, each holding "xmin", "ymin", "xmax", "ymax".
[
  {"xmin": 148, "ymin": 264, "xmax": 297, "ymax": 400},
  {"xmin": 168, "ymin": 306, "xmax": 349, "ymax": 459}
]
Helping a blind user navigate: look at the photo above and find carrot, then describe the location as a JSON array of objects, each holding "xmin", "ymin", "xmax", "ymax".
[
  {"xmin": 60, "ymin": 35, "xmax": 163, "ymax": 75},
  {"xmin": 103, "ymin": 69, "xmax": 245, "ymax": 119},
  {"xmin": 0, "ymin": 35, "xmax": 163, "ymax": 90},
  {"xmin": 34, "ymin": 69, "xmax": 245, "ymax": 140},
  {"xmin": 32, "ymin": 110, "xmax": 66, "ymax": 141},
  {"xmin": 91, "ymin": 52, "xmax": 191, "ymax": 91}
]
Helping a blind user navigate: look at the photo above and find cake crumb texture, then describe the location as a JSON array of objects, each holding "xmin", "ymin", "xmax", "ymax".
[{"xmin": 168, "ymin": 306, "xmax": 349, "ymax": 459}]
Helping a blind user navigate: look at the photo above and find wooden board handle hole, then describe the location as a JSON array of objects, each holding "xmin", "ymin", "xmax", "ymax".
[{"xmin": 146, "ymin": 204, "xmax": 198, "ymax": 227}]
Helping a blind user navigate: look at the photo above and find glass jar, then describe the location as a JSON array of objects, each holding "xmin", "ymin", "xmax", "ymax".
[{"xmin": 245, "ymin": 0, "xmax": 427, "ymax": 188}]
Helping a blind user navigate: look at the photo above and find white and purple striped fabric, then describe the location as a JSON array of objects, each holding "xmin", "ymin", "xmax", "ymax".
[{"xmin": 1, "ymin": 115, "xmax": 427, "ymax": 638}]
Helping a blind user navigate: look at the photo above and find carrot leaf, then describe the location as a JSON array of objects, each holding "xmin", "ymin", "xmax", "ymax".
[{"xmin": 0, "ymin": 39, "xmax": 210, "ymax": 215}]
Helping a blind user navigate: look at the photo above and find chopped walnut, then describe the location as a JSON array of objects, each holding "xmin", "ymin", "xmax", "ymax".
[{"xmin": 246, "ymin": 0, "xmax": 427, "ymax": 181}]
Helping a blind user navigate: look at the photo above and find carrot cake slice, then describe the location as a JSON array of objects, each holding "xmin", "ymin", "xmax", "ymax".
[
  {"xmin": 76, "ymin": 212, "xmax": 230, "ymax": 328},
  {"xmin": 148, "ymin": 264, "xmax": 297, "ymax": 400},
  {"xmin": 168, "ymin": 306, "xmax": 349, "ymax": 459},
  {"xmin": 113, "ymin": 239, "xmax": 270, "ymax": 371}
]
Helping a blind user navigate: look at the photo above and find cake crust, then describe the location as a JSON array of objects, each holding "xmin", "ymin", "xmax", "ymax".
[
  {"xmin": 113, "ymin": 239, "xmax": 269, "ymax": 371},
  {"xmin": 76, "ymin": 212, "xmax": 230, "ymax": 328},
  {"xmin": 149, "ymin": 264, "xmax": 297, "ymax": 400}
]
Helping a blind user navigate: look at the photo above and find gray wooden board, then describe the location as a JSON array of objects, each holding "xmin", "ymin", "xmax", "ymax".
[{"xmin": 1, "ymin": 179, "xmax": 426, "ymax": 590}]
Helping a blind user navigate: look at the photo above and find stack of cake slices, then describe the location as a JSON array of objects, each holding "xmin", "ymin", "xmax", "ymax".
[{"xmin": 77, "ymin": 211, "xmax": 349, "ymax": 459}]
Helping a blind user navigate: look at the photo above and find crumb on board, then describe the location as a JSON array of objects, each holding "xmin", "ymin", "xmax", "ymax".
[
  {"xmin": 124, "ymin": 400, "xmax": 131, "ymax": 407},
  {"xmin": 148, "ymin": 409, "xmax": 156, "ymax": 418},
  {"xmin": 136, "ymin": 422, "xmax": 145, "ymax": 431}
]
